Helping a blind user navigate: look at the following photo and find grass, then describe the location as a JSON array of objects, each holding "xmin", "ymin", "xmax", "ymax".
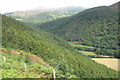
[
  {"xmin": 92, "ymin": 58, "xmax": 120, "ymax": 71},
  {"xmin": 69, "ymin": 42, "xmax": 95, "ymax": 49},
  {"xmin": 79, "ymin": 51, "xmax": 97, "ymax": 56},
  {"xmin": 16, "ymin": 19, "xmax": 23, "ymax": 21}
]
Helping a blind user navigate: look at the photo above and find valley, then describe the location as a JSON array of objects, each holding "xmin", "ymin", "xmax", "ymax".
[{"xmin": 1, "ymin": 1, "xmax": 119, "ymax": 79}]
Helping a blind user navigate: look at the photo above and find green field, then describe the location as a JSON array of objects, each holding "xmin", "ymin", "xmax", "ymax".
[
  {"xmin": 79, "ymin": 51, "xmax": 97, "ymax": 56},
  {"xmin": 69, "ymin": 42, "xmax": 95, "ymax": 49}
]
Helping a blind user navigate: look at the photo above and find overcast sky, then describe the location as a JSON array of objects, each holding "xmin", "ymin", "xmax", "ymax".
[{"xmin": 0, "ymin": 0, "xmax": 119, "ymax": 13}]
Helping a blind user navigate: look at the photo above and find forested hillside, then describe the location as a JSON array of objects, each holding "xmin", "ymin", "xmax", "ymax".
[
  {"xmin": 2, "ymin": 15, "xmax": 118, "ymax": 78},
  {"xmin": 38, "ymin": 6, "xmax": 119, "ymax": 57}
]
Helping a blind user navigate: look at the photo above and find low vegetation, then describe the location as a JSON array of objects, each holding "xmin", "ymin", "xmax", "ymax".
[{"xmin": 1, "ymin": 48, "xmax": 54, "ymax": 78}]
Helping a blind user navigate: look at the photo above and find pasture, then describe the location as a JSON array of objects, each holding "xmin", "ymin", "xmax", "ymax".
[
  {"xmin": 79, "ymin": 51, "xmax": 97, "ymax": 56},
  {"xmin": 92, "ymin": 58, "xmax": 120, "ymax": 71}
]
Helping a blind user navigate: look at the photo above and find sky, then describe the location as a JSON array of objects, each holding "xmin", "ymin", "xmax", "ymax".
[{"xmin": 0, "ymin": 0, "xmax": 119, "ymax": 13}]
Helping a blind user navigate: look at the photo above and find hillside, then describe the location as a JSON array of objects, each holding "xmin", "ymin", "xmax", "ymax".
[
  {"xmin": 37, "ymin": 6, "xmax": 119, "ymax": 57},
  {"xmin": 5, "ymin": 6, "xmax": 85, "ymax": 26},
  {"xmin": 109, "ymin": 1, "xmax": 119, "ymax": 11},
  {"xmin": 1, "ymin": 48, "xmax": 54, "ymax": 78},
  {"xmin": 2, "ymin": 15, "xmax": 118, "ymax": 78}
]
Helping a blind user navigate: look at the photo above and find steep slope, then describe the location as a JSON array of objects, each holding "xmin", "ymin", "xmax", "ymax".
[
  {"xmin": 1, "ymin": 48, "xmax": 54, "ymax": 78},
  {"xmin": 2, "ymin": 15, "xmax": 118, "ymax": 78},
  {"xmin": 38, "ymin": 6, "xmax": 118, "ymax": 57}
]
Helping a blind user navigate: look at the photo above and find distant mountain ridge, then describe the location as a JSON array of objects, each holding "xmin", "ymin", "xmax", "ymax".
[
  {"xmin": 109, "ymin": 1, "xmax": 119, "ymax": 11},
  {"xmin": 5, "ymin": 6, "xmax": 85, "ymax": 19},
  {"xmin": 4, "ymin": 6, "xmax": 85, "ymax": 26}
]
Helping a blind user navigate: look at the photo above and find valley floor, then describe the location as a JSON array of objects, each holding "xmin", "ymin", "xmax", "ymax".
[{"xmin": 92, "ymin": 58, "xmax": 120, "ymax": 71}]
